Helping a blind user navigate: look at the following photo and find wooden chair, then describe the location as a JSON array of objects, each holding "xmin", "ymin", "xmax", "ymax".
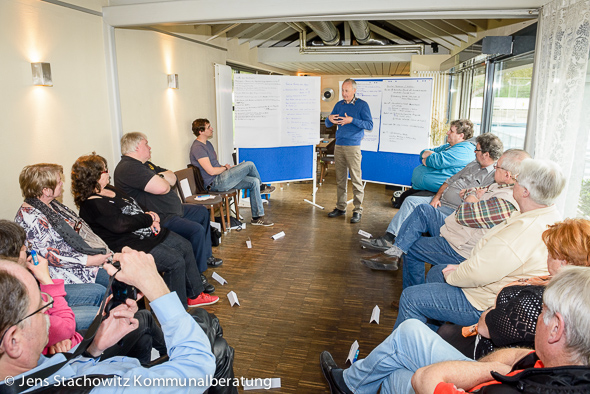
[
  {"xmin": 174, "ymin": 167, "xmax": 226, "ymax": 232},
  {"xmin": 318, "ymin": 140, "xmax": 336, "ymax": 185},
  {"xmin": 188, "ymin": 165, "xmax": 241, "ymax": 228}
]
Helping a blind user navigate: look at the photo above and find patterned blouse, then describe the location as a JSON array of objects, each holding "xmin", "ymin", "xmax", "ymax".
[{"xmin": 15, "ymin": 204, "xmax": 100, "ymax": 284}]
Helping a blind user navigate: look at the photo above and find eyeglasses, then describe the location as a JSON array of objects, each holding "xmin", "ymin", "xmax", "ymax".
[
  {"xmin": 101, "ymin": 168, "xmax": 109, "ymax": 174},
  {"xmin": 0, "ymin": 292, "xmax": 54, "ymax": 345},
  {"xmin": 493, "ymin": 163, "xmax": 508, "ymax": 171},
  {"xmin": 474, "ymin": 149, "xmax": 482, "ymax": 152}
]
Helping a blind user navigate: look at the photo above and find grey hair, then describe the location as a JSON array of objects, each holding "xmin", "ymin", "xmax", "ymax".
[
  {"xmin": 475, "ymin": 133, "xmax": 504, "ymax": 160},
  {"xmin": 0, "ymin": 265, "xmax": 30, "ymax": 356},
  {"xmin": 342, "ymin": 78, "xmax": 357, "ymax": 89},
  {"xmin": 120, "ymin": 132, "xmax": 148, "ymax": 155},
  {"xmin": 499, "ymin": 149, "xmax": 531, "ymax": 177},
  {"xmin": 543, "ymin": 265, "xmax": 590, "ymax": 365},
  {"xmin": 516, "ymin": 158, "xmax": 566, "ymax": 206}
]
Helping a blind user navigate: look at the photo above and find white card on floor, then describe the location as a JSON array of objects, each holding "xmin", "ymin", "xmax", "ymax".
[
  {"xmin": 370, "ymin": 305, "xmax": 380, "ymax": 324},
  {"xmin": 212, "ymin": 272, "xmax": 227, "ymax": 285},
  {"xmin": 358, "ymin": 229, "xmax": 372, "ymax": 238},
  {"xmin": 271, "ymin": 231, "xmax": 285, "ymax": 240},
  {"xmin": 179, "ymin": 178, "xmax": 192, "ymax": 200},
  {"xmin": 346, "ymin": 340, "xmax": 359, "ymax": 364},
  {"xmin": 211, "ymin": 221, "xmax": 221, "ymax": 232},
  {"xmin": 246, "ymin": 237, "xmax": 252, "ymax": 248},
  {"xmin": 243, "ymin": 378, "xmax": 281, "ymax": 390},
  {"xmin": 242, "ymin": 223, "xmax": 247, "ymax": 230},
  {"xmin": 227, "ymin": 291, "xmax": 240, "ymax": 306}
]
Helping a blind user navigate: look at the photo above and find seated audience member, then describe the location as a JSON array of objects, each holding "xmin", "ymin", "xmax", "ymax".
[
  {"xmin": 411, "ymin": 119, "xmax": 476, "ymax": 193},
  {"xmin": 0, "ymin": 248, "xmax": 221, "ymax": 393},
  {"xmin": 361, "ymin": 149, "xmax": 529, "ymax": 291},
  {"xmin": 320, "ymin": 266, "xmax": 590, "ymax": 394},
  {"xmin": 1, "ymin": 241, "xmax": 167, "ymax": 363},
  {"xmin": 439, "ymin": 218, "xmax": 590, "ymax": 360},
  {"xmin": 15, "ymin": 164, "xmax": 112, "ymax": 330},
  {"xmin": 190, "ymin": 118, "xmax": 275, "ymax": 227},
  {"xmin": 0, "ymin": 219, "xmax": 104, "ymax": 333},
  {"xmin": 362, "ymin": 133, "xmax": 502, "ymax": 251},
  {"xmin": 393, "ymin": 158, "xmax": 566, "ymax": 331},
  {"xmin": 72, "ymin": 153, "xmax": 218, "ymax": 308},
  {"xmin": 114, "ymin": 132, "xmax": 222, "ymax": 286}
]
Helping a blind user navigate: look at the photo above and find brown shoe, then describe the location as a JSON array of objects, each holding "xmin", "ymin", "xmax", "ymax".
[{"xmin": 360, "ymin": 253, "xmax": 400, "ymax": 271}]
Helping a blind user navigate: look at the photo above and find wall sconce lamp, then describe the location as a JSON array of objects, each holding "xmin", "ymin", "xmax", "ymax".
[
  {"xmin": 31, "ymin": 62, "xmax": 53, "ymax": 86},
  {"xmin": 167, "ymin": 74, "xmax": 179, "ymax": 89}
]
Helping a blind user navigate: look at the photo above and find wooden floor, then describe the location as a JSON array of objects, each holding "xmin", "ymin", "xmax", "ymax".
[{"xmin": 201, "ymin": 171, "xmax": 403, "ymax": 393}]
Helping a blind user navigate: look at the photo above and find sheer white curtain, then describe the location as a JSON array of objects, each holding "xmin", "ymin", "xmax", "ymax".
[
  {"xmin": 530, "ymin": 0, "xmax": 590, "ymax": 217},
  {"xmin": 416, "ymin": 71, "xmax": 450, "ymax": 146}
]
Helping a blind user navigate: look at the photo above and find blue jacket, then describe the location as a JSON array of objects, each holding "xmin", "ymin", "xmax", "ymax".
[
  {"xmin": 325, "ymin": 97, "xmax": 373, "ymax": 146},
  {"xmin": 411, "ymin": 140, "xmax": 476, "ymax": 192}
]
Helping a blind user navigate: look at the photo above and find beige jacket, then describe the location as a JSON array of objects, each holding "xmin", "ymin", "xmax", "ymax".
[
  {"xmin": 441, "ymin": 184, "xmax": 518, "ymax": 259},
  {"xmin": 446, "ymin": 205, "xmax": 561, "ymax": 311}
]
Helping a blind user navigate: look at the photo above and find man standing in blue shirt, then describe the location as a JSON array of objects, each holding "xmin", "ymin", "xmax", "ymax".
[{"xmin": 325, "ymin": 79, "xmax": 373, "ymax": 223}]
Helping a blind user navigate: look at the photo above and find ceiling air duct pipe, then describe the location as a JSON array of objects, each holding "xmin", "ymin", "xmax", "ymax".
[
  {"xmin": 348, "ymin": 20, "xmax": 388, "ymax": 46},
  {"xmin": 304, "ymin": 21, "xmax": 340, "ymax": 46}
]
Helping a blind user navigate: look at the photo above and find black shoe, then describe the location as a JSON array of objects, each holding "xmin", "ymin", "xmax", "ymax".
[
  {"xmin": 360, "ymin": 253, "xmax": 401, "ymax": 271},
  {"xmin": 328, "ymin": 208, "xmax": 346, "ymax": 218},
  {"xmin": 201, "ymin": 274, "xmax": 215, "ymax": 294},
  {"xmin": 207, "ymin": 255, "xmax": 223, "ymax": 267},
  {"xmin": 350, "ymin": 212, "xmax": 361, "ymax": 223},
  {"xmin": 320, "ymin": 351, "xmax": 349, "ymax": 394},
  {"xmin": 360, "ymin": 236, "xmax": 393, "ymax": 251}
]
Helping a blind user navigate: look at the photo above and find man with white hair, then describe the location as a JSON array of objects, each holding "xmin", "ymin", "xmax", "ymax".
[
  {"xmin": 392, "ymin": 158, "xmax": 566, "ymax": 331},
  {"xmin": 114, "ymin": 132, "xmax": 220, "ymax": 298},
  {"xmin": 321, "ymin": 266, "xmax": 590, "ymax": 393}
]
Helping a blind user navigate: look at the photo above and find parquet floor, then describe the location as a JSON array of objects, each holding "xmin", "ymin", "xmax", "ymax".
[{"xmin": 201, "ymin": 171, "xmax": 403, "ymax": 393}]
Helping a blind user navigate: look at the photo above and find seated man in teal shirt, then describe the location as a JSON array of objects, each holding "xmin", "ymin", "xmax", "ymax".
[{"xmin": 411, "ymin": 119, "xmax": 476, "ymax": 193}]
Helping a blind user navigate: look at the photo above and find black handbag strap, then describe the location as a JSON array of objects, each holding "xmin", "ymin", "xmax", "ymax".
[{"xmin": 0, "ymin": 269, "xmax": 119, "ymax": 394}]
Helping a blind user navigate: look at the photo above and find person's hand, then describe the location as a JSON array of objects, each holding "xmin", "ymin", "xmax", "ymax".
[
  {"xmin": 430, "ymin": 197, "xmax": 441, "ymax": 208},
  {"xmin": 26, "ymin": 254, "xmax": 53, "ymax": 285},
  {"xmin": 224, "ymin": 164, "xmax": 232, "ymax": 170},
  {"xmin": 151, "ymin": 221, "xmax": 161, "ymax": 235},
  {"xmin": 87, "ymin": 253, "xmax": 112, "ymax": 267},
  {"xmin": 328, "ymin": 114, "xmax": 341, "ymax": 124},
  {"xmin": 146, "ymin": 211, "xmax": 160, "ymax": 223},
  {"xmin": 475, "ymin": 187, "xmax": 486, "ymax": 199},
  {"xmin": 86, "ymin": 299, "xmax": 139, "ymax": 357},
  {"xmin": 442, "ymin": 264, "xmax": 459, "ymax": 280},
  {"xmin": 477, "ymin": 309, "xmax": 492, "ymax": 338},
  {"xmin": 105, "ymin": 247, "xmax": 169, "ymax": 302},
  {"xmin": 47, "ymin": 339, "xmax": 72, "ymax": 355},
  {"xmin": 340, "ymin": 113, "xmax": 353, "ymax": 125}
]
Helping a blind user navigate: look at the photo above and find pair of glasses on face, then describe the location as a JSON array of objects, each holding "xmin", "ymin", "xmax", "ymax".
[
  {"xmin": 494, "ymin": 164, "xmax": 518, "ymax": 181},
  {"xmin": 0, "ymin": 292, "xmax": 54, "ymax": 346},
  {"xmin": 101, "ymin": 168, "xmax": 109, "ymax": 175}
]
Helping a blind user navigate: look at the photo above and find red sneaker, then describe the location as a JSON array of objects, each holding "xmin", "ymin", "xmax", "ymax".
[{"xmin": 188, "ymin": 293, "xmax": 219, "ymax": 307}]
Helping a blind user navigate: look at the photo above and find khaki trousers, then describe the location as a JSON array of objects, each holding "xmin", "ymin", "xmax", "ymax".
[{"xmin": 334, "ymin": 144, "xmax": 364, "ymax": 213}]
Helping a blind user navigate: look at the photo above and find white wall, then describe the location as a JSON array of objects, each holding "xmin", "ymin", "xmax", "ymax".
[
  {"xmin": 114, "ymin": 28, "xmax": 226, "ymax": 171},
  {"xmin": 0, "ymin": 0, "xmax": 113, "ymax": 219}
]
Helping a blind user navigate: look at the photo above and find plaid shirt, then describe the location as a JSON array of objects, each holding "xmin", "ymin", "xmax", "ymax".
[{"xmin": 455, "ymin": 184, "xmax": 517, "ymax": 229}]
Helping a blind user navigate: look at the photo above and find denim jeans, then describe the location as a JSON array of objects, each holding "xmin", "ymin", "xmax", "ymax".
[
  {"xmin": 343, "ymin": 319, "xmax": 471, "ymax": 394},
  {"xmin": 386, "ymin": 196, "xmax": 432, "ymax": 236},
  {"xmin": 150, "ymin": 231, "xmax": 204, "ymax": 307},
  {"xmin": 64, "ymin": 282, "xmax": 106, "ymax": 331},
  {"xmin": 394, "ymin": 280, "xmax": 482, "ymax": 331},
  {"xmin": 211, "ymin": 161, "xmax": 264, "ymax": 217},
  {"xmin": 394, "ymin": 204, "xmax": 465, "ymax": 288},
  {"xmin": 162, "ymin": 204, "xmax": 212, "ymax": 274}
]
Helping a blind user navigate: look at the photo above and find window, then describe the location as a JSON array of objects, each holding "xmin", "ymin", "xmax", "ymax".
[
  {"xmin": 468, "ymin": 65, "xmax": 486, "ymax": 135},
  {"xmin": 489, "ymin": 53, "xmax": 534, "ymax": 150}
]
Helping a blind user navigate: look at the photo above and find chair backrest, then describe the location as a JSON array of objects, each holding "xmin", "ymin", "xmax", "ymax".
[
  {"xmin": 174, "ymin": 168, "xmax": 198, "ymax": 203},
  {"xmin": 187, "ymin": 164, "xmax": 208, "ymax": 193}
]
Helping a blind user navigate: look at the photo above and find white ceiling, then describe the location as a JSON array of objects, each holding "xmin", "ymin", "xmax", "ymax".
[{"xmin": 103, "ymin": 0, "xmax": 546, "ymax": 75}]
